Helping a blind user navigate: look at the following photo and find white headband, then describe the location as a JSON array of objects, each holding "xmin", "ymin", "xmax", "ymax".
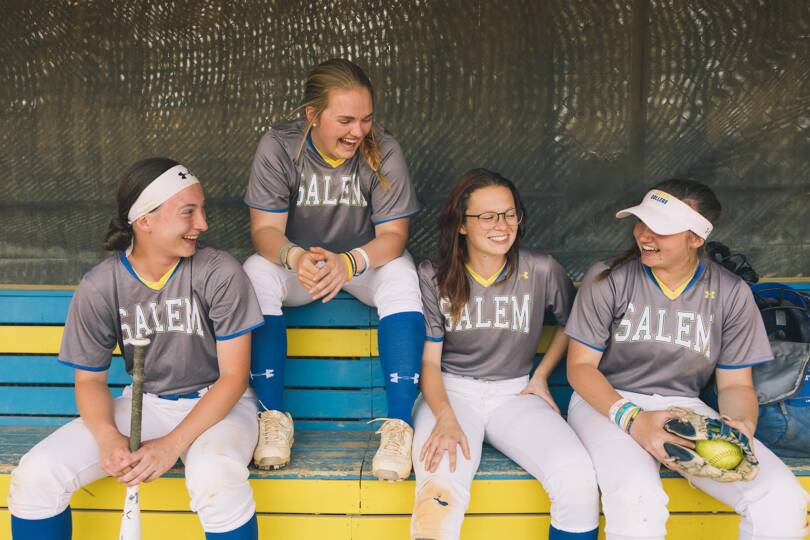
[
  {"xmin": 616, "ymin": 189, "xmax": 714, "ymax": 239},
  {"xmin": 127, "ymin": 165, "xmax": 200, "ymax": 224}
]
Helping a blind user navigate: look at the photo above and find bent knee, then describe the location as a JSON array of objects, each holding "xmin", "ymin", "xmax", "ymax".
[
  {"xmin": 8, "ymin": 453, "xmax": 72, "ymax": 518},
  {"xmin": 545, "ymin": 466, "xmax": 600, "ymax": 530},
  {"xmin": 743, "ymin": 479, "xmax": 810, "ymax": 537},
  {"xmin": 601, "ymin": 476, "xmax": 669, "ymax": 537},
  {"xmin": 185, "ymin": 454, "xmax": 254, "ymax": 531}
]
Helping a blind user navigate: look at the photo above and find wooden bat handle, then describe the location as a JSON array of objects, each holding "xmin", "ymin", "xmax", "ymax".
[{"xmin": 128, "ymin": 338, "xmax": 149, "ymax": 453}]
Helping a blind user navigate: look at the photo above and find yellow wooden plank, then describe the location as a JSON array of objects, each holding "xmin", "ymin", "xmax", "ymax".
[
  {"xmin": 0, "ymin": 510, "xmax": 352, "ymax": 540},
  {"xmin": 0, "ymin": 327, "xmax": 372, "ymax": 358},
  {"xmin": 0, "ymin": 476, "xmax": 359, "ymax": 514},
  {"xmin": 358, "ymin": 477, "xmax": 810, "ymax": 515},
  {"xmin": 349, "ymin": 514, "xmax": 751, "ymax": 540}
]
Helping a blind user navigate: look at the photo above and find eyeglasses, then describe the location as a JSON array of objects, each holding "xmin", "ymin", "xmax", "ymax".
[{"xmin": 463, "ymin": 209, "xmax": 523, "ymax": 229}]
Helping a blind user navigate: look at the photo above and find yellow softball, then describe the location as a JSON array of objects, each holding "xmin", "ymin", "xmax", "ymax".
[{"xmin": 695, "ymin": 439, "xmax": 743, "ymax": 470}]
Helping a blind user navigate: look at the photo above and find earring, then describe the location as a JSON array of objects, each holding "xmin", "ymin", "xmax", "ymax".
[{"xmin": 312, "ymin": 123, "xmax": 317, "ymax": 127}]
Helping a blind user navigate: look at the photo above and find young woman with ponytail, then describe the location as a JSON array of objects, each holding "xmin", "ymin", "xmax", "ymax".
[
  {"xmin": 243, "ymin": 58, "xmax": 424, "ymax": 481},
  {"xmin": 9, "ymin": 158, "xmax": 264, "ymax": 539},
  {"xmin": 410, "ymin": 169, "xmax": 599, "ymax": 540}
]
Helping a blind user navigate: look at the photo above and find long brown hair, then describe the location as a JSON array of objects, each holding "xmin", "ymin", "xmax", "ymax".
[
  {"xmin": 600, "ymin": 178, "xmax": 722, "ymax": 279},
  {"xmin": 435, "ymin": 169, "xmax": 526, "ymax": 320},
  {"xmin": 293, "ymin": 58, "xmax": 390, "ymax": 188}
]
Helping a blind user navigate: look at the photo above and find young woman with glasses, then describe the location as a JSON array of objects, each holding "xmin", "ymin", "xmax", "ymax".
[{"xmin": 409, "ymin": 169, "xmax": 599, "ymax": 540}]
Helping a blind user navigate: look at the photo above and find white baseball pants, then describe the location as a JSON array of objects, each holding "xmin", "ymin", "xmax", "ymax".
[
  {"xmin": 8, "ymin": 387, "xmax": 259, "ymax": 534},
  {"xmin": 567, "ymin": 390, "xmax": 810, "ymax": 540},
  {"xmin": 411, "ymin": 373, "xmax": 600, "ymax": 540}
]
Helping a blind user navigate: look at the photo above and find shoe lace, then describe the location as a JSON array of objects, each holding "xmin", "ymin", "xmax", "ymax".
[
  {"xmin": 368, "ymin": 418, "xmax": 407, "ymax": 454},
  {"xmin": 260, "ymin": 412, "xmax": 290, "ymax": 445}
]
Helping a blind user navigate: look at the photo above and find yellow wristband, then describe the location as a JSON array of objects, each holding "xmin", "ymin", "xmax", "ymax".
[{"xmin": 341, "ymin": 253, "xmax": 353, "ymax": 281}]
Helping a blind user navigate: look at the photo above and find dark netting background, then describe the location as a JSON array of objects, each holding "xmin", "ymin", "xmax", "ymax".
[{"xmin": 1, "ymin": 0, "xmax": 808, "ymax": 284}]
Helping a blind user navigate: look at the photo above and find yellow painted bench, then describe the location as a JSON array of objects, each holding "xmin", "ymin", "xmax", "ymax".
[{"xmin": 1, "ymin": 285, "xmax": 809, "ymax": 539}]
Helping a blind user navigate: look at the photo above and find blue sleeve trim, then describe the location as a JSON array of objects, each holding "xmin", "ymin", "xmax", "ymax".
[
  {"xmin": 245, "ymin": 203, "xmax": 289, "ymax": 214},
  {"xmin": 215, "ymin": 321, "xmax": 265, "ymax": 341},
  {"xmin": 716, "ymin": 357, "xmax": 774, "ymax": 369},
  {"xmin": 57, "ymin": 358, "xmax": 111, "ymax": 372},
  {"xmin": 371, "ymin": 208, "xmax": 421, "ymax": 226},
  {"xmin": 425, "ymin": 336, "xmax": 444, "ymax": 343},
  {"xmin": 567, "ymin": 335, "xmax": 607, "ymax": 353}
]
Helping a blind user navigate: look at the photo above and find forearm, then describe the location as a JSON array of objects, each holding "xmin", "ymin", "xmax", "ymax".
[
  {"xmin": 717, "ymin": 384, "xmax": 759, "ymax": 430},
  {"xmin": 421, "ymin": 362, "xmax": 454, "ymax": 421},
  {"xmin": 163, "ymin": 374, "xmax": 248, "ymax": 453},
  {"xmin": 567, "ymin": 362, "xmax": 623, "ymax": 416},
  {"xmin": 75, "ymin": 378, "xmax": 120, "ymax": 442},
  {"xmin": 532, "ymin": 328, "xmax": 568, "ymax": 380},
  {"xmin": 251, "ymin": 224, "xmax": 291, "ymax": 264},
  {"xmin": 356, "ymin": 230, "xmax": 407, "ymax": 270}
]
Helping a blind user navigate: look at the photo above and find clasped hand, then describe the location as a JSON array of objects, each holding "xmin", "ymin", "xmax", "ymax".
[
  {"xmin": 294, "ymin": 247, "xmax": 349, "ymax": 303},
  {"xmin": 99, "ymin": 432, "xmax": 183, "ymax": 487}
]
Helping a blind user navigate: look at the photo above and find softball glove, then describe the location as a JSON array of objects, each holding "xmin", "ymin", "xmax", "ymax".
[{"xmin": 662, "ymin": 407, "xmax": 759, "ymax": 482}]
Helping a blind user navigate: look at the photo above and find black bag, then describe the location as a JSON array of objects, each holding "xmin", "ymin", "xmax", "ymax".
[
  {"xmin": 706, "ymin": 241, "xmax": 759, "ymax": 284},
  {"xmin": 750, "ymin": 283, "xmax": 810, "ymax": 404}
]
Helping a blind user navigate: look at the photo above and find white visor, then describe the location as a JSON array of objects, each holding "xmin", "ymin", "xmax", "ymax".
[
  {"xmin": 616, "ymin": 189, "xmax": 713, "ymax": 239},
  {"xmin": 127, "ymin": 165, "xmax": 200, "ymax": 224}
]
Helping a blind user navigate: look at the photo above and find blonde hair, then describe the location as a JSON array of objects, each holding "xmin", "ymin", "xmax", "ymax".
[{"xmin": 294, "ymin": 58, "xmax": 390, "ymax": 188}]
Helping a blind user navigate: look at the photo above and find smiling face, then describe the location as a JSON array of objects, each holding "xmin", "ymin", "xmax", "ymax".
[
  {"xmin": 633, "ymin": 219, "xmax": 704, "ymax": 271},
  {"xmin": 460, "ymin": 185, "xmax": 519, "ymax": 260},
  {"xmin": 136, "ymin": 183, "xmax": 208, "ymax": 260},
  {"xmin": 307, "ymin": 87, "xmax": 373, "ymax": 161}
]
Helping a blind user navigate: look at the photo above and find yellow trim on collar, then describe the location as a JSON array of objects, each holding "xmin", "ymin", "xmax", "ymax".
[
  {"xmin": 466, "ymin": 261, "xmax": 507, "ymax": 288},
  {"xmin": 133, "ymin": 259, "xmax": 181, "ymax": 291},
  {"xmin": 311, "ymin": 137, "xmax": 346, "ymax": 168},
  {"xmin": 651, "ymin": 265, "xmax": 698, "ymax": 300}
]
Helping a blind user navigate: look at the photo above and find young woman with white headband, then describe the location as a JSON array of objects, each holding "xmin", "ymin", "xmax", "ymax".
[
  {"xmin": 242, "ymin": 58, "xmax": 423, "ymax": 481},
  {"xmin": 564, "ymin": 179, "xmax": 808, "ymax": 540},
  {"xmin": 8, "ymin": 158, "xmax": 264, "ymax": 540}
]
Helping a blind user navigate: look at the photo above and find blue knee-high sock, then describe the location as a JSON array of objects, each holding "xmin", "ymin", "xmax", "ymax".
[
  {"xmin": 378, "ymin": 311, "xmax": 425, "ymax": 425},
  {"xmin": 11, "ymin": 507, "xmax": 72, "ymax": 540},
  {"xmin": 205, "ymin": 514, "xmax": 258, "ymax": 540},
  {"xmin": 548, "ymin": 525, "xmax": 599, "ymax": 540},
  {"xmin": 250, "ymin": 315, "xmax": 287, "ymax": 412}
]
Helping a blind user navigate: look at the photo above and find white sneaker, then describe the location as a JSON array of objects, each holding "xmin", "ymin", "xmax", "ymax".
[
  {"xmin": 369, "ymin": 418, "xmax": 413, "ymax": 481},
  {"xmin": 254, "ymin": 410, "xmax": 294, "ymax": 470}
]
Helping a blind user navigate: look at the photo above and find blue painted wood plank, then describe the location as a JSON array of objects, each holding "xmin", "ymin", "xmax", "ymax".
[
  {"xmin": 0, "ymin": 416, "xmax": 380, "ymax": 431},
  {"xmin": 0, "ymin": 387, "xmax": 376, "ymax": 419},
  {"xmin": 1, "ymin": 356, "xmax": 376, "ymax": 389},
  {"xmin": 0, "ymin": 356, "xmax": 131, "ymax": 384},
  {"xmin": 0, "ymin": 290, "xmax": 374, "ymax": 327},
  {"xmin": 285, "ymin": 389, "xmax": 374, "ymax": 418},
  {"xmin": 0, "ymin": 296, "xmax": 72, "ymax": 324},
  {"xmin": 285, "ymin": 358, "xmax": 372, "ymax": 388}
]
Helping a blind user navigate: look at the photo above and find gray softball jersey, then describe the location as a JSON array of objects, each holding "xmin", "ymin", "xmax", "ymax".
[
  {"xmin": 58, "ymin": 246, "xmax": 264, "ymax": 396},
  {"xmin": 419, "ymin": 251, "xmax": 575, "ymax": 380},
  {"xmin": 565, "ymin": 258, "xmax": 773, "ymax": 397},
  {"xmin": 244, "ymin": 119, "xmax": 421, "ymax": 253}
]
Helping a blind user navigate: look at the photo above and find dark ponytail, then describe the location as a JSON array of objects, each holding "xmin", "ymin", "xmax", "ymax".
[{"xmin": 103, "ymin": 157, "xmax": 180, "ymax": 251}]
